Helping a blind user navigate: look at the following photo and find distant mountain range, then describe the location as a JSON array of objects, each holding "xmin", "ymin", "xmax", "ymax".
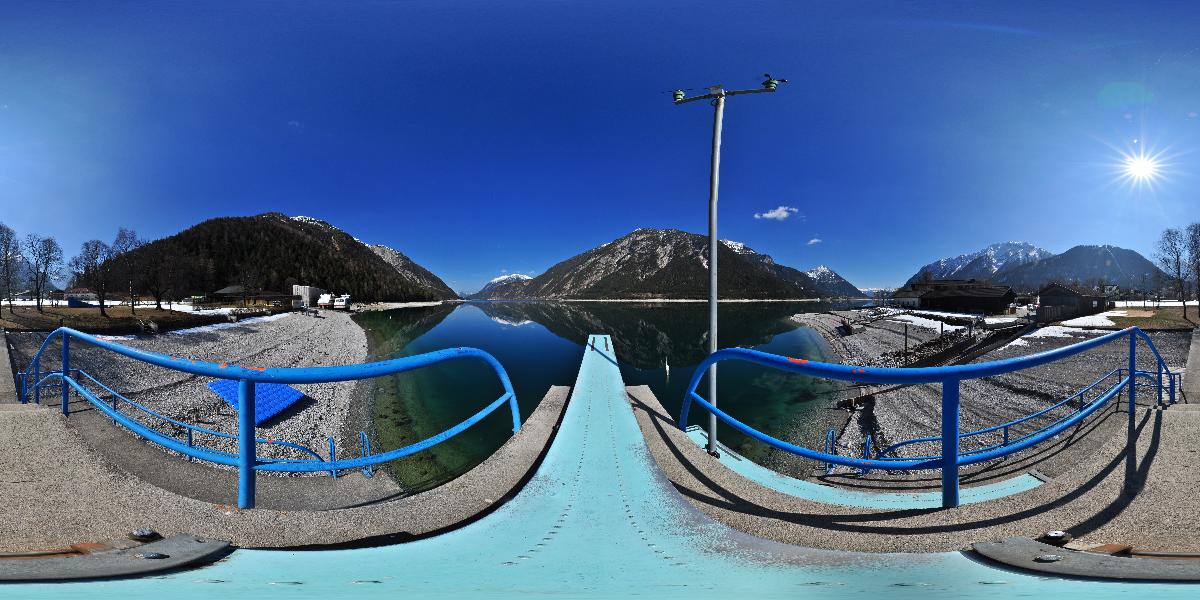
[
  {"xmin": 114, "ymin": 213, "xmax": 457, "ymax": 302},
  {"xmin": 467, "ymin": 228, "xmax": 865, "ymax": 300},
  {"xmin": 806, "ymin": 265, "xmax": 864, "ymax": 298},
  {"xmin": 907, "ymin": 241, "xmax": 1165, "ymax": 292},
  {"xmin": 907, "ymin": 242, "xmax": 1054, "ymax": 284}
]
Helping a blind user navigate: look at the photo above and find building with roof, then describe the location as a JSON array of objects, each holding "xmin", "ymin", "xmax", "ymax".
[
  {"xmin": 892, "ymin": 279, "xmax": 1015, "ymax": 314},
  {"xmin": 1036, "ymin": 282, "xmax": 1107, "ymax": 323}
]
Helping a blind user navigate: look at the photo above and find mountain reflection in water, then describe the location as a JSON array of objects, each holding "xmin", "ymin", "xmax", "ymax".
[{"xmin": 353, "ymin": 300, "xmax": 866, "ymax": 492}]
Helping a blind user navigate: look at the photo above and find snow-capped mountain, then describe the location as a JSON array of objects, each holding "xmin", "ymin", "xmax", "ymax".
[
  {"xmin": 470, "ymin": 229, "xmax": 822, "ymax": 300},
  {"xmin": 907, "ymin": 242, "xmax": 1054, "ymax": 284},
  {"xmin": 468, "ymin": 273, "xmax": 533, "ymax": 299},
  {"xmin": 993, "ymin": 244, "xmax": 1164, "ymax": 292},
  {"xmin": 805, "ymin": 265, "xmax": 865, "ymax": 298}
]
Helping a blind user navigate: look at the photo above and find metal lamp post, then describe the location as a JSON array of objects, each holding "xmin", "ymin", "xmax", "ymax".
[{"xmin": 673, "ymin": 74, "xmax": 786, "ymax": 456}]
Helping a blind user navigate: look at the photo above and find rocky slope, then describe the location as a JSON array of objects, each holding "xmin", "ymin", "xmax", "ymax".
[
  {"xmin": 805, "ymin": 265, "xmax": 865, "ymax": 298},
  {"xmin": 366, "ymin": 242, "xmax": 458, "ymax": 299},
  {"xmin": 469, "ymin": 228, "xmax": 824, "ymax": 300}
]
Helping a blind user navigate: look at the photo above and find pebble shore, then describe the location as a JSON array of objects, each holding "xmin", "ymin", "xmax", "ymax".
[
  {"xmin": 9, "ymin": 310, "xmax": 368, "ymax": 470},
  {"xmin": 787, "ymin": 310, "xmax": 1192, "ymax": 476}
]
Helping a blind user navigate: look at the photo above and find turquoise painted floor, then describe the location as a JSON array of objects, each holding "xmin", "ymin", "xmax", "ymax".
[
  {"xmin": 5, "ymin": 335, "xmax": 1198, "ymax": 598},
  {"xmin": 685, "ymin": 426, "xmax": 1043, "ymax": 509}
]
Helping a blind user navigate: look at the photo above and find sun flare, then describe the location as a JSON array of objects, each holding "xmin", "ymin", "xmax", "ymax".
[{"xmin": 1124, "ymin": 154, "xmax": 1160, "ymax": 182}]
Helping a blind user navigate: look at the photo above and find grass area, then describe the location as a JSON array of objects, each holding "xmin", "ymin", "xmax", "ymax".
[
  {"xmin": 0, "ymin": 305, "xmax": 226, "ymax": 334},
  {"xmin": 1108, "ymin": 305, "xmax": 1197, "ymax": 330}
]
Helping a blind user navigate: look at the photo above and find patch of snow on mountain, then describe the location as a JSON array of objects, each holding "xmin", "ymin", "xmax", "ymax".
[
  {"xmin": 489, "ymin": 273, "xmax": 532, "ymax": 284},
  {"xmin": 720, "ymin": 239, "xmax": 753, "ymax": 254}
]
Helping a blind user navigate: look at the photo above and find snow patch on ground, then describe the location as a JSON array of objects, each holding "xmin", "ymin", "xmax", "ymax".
[
  {"xmin": 1059, "ymin": 310, "xmax": 1129, "ymax": 327},
  {"xmin": 1026, "ymin": 325, "xmax": 1091, "ymax": 338},
  {"xmin": 886, "ymin": 314, "xmax": 965, "ymax": 332},
  {"xmin": 97, "ymin": 313, "xmax": 293, "ymax": 341},
  {"xmin": 1004, "ymin": 338, "xmax": 1030, "ymax": 348}
]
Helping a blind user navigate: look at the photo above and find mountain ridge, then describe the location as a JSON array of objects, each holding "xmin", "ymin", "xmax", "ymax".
[{"xmin": 469, "ymin": 229, "xmax": 862, "ymax": 300}]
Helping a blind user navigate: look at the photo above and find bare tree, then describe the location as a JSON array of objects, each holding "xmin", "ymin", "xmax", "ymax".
[
  {"xmin": 68, "ymin": 228, "xmax": 142, "ymax": 318},
  {"xmin": 70, "ymin": 239, "xmax": 113, "ymax": 317},
  {"xmin": 1187, "ymin": 222, "xmax": 1200, "ymax": 315},
  {"xmin": 0, "ymin": 222, "xmax": 21, "ymax": 315},
  {"xmin": 110, "ymin": 228, "xmax": 141, "ymax": 314},
  {"xmin": 24, "ymin": 234, "xmax": 63, "ymax": 313},
  {"xmin": 1156, "ymin": 227, "xmax": 1188, "ymax": 319}
]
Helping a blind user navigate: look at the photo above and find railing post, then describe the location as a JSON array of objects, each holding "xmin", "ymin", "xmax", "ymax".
[
  {"xmin": 1157, "ymin": 364, "xmax": 1164, "ymax": 405},
  {"xmin": 186, "ymin": 429, "xmax": 194, "ymax": 462},
  {"xmin": 1128, "ymin": 332, "xmax": 1137, "ymax": 419},
  {"xmin": 60, "ymin": 335, "xmax": 70, "ymax": 416},
  {"xmin": 33, "ymin": 361, "xmax": 40, "ymax": 404},
  {"xmin": 941, "ymin": 378, "xmax": 960, "ymax": 508},
  {"xmin": 237, "ymin": 379, "xmax": 256, "ymax": 509},
  {"xmin": 328, "ymin": 436, "xmax": 337, "ymax": 479},
  {"xmin": 18, "ymin": 371, "xmax": 26, "ymax": 403}
]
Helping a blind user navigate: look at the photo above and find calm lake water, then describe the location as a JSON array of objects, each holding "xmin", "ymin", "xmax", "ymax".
[{"xmin": 353, "ymin": 301, "xmax": 863, "ymax": 490}]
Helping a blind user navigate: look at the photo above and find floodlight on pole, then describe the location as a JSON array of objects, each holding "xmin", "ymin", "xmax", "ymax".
[{"xmin": 672, "ymin": 73, "xmax": 786, "ymax": 457}]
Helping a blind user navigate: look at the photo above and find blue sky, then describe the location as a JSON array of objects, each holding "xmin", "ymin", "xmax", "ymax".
[{"xmin": 2, "ymin": 1, "xmax": 1198, "ymax": 293}]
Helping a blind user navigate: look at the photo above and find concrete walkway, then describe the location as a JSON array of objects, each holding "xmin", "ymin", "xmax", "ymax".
[
  {"xmin": 0, "ymin": 386, "xmax": 567, "ymax": 551},
  {"xmin": 634, "ymin": 383, "xmax": 1200, "ymax": 553}
]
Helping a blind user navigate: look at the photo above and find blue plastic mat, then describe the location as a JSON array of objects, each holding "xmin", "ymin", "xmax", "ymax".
[{"xmin": 206, "ymin": 380, "xmax": 305, "ymax": 426}]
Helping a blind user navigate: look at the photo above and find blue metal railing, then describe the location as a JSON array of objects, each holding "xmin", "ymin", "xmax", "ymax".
[
  {"xmin": 680, "ymin": 326, "xmax": 1176, "ymax": 508},
  {"xmin": 20, "ymin": 327, "xmax": 519, "ymax": 509}
]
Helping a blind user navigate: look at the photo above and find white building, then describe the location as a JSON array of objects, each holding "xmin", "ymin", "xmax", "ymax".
[{"xmin": 292, "ymin": 285, "xmax": 326, "ymax": 308}]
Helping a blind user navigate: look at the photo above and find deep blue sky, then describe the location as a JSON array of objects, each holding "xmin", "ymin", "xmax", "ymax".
[{"xmin": 2, "ymin": 1, "xmax": 1198, "ymax": 293}]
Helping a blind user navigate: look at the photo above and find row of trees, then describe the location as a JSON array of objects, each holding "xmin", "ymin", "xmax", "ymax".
[
  {"xmin": 0, "ymin": 222, "xmax": 65, "ymax": 314},
  {"xmin": 0, "ymin": 221, "xmax": 216, "ymax": 317},
  {"xmin": 1154, "ymin": 222, "xmax": 1200, "ymax": 320}
]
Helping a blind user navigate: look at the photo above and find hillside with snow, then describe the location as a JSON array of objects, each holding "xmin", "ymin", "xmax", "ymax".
[
  {"xmin": 907, "ymin": 242, "xmax": 1054, "ymax": 284},
  {"xmin": 805, "ymin": 265, "xmax": 865, "ymax": 298},
  {"xmin": 468, "ymin": 229, "xmax": 823, "ymax": 300}
]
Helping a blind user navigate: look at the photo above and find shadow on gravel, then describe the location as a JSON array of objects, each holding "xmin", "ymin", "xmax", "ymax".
[{"xmin": 635, "ymin": 390, "xmax": 1162, "ymax": 540}]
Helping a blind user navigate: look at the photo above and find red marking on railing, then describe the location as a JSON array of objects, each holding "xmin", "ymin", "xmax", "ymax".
[
  {"xmin": 218, "ymin": 363, "xmax": 228, "ymax": 369},
  {"xmin": 788, "ymin": 358, "xmax": 809, "ymax": 364},
  {"xmin": 242, "ymin": 365, "xmax": 267, "ymax": 371}
]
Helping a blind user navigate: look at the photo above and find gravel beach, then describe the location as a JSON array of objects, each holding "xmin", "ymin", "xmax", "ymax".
[
  {"xmin": 789, "ymin": 310, "xmax": 1192, "ymax": 477},
  {"xmin": 8, "ymin": 310, "xmax": 369, "ymax": 470}
]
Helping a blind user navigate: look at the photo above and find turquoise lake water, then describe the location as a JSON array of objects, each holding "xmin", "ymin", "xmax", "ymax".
[{"xmin": 352, "ymin": 301, "xmax": 844, "ymax": 488}]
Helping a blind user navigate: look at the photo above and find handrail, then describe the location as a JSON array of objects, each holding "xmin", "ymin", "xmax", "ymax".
[
  {"xmin": 680, "ymin": 326, "xmax": 1175, "ymax": 507},
  {"xmin": 875, "ymin": 368, "xmax": 1122, "ymax": 459},
  {"xmin": 21, "ymin": 325, "xmax": 520, "ymax": 508},
  {"xmin": 71, "ymin": 368, "xmax": 327, "ymax": 462}
]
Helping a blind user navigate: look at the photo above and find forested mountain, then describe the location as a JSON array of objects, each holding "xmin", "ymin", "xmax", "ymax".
[
  {"xmin": 905, "ymin": 241, "xmax": 1165, "ymax": 292},
  {"xmin": 469, "ymin": 228, "xmax": 824, "ymax": 300},
  {"xmin": 112, "ymin": 213, "xmax": 457, "ymax": 303},
  {"xmin": 993, "ymin": 244, "xmax": 1165, "ymax": 291}
]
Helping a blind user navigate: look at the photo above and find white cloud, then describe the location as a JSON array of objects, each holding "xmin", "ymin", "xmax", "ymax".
[
  {"xmin": 807, "ymin": 238, "xmax": 823, "ymax": 245},
  {"xmin": 754, "ymin": 205, "xmax": 800, "ymax": 221}
]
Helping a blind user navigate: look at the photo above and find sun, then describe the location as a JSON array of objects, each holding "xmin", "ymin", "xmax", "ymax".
[{"xmin": 1123, "ymin": 154, "xmax": 1160, "ymax": 182}]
